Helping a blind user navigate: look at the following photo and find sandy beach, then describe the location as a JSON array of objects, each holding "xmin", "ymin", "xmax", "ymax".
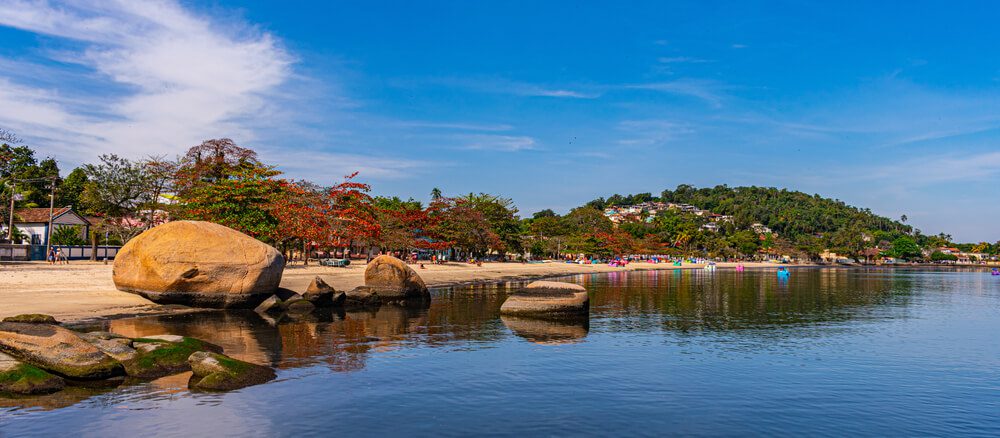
[{"xmin": 0, "ymin": 260, "xmax": 787, "ymax": 323}]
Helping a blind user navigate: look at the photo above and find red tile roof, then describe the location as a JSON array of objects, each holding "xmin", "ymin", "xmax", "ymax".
[{"xmin": 14, "ymin": 207, "xmax": 75, "ymax": 223}]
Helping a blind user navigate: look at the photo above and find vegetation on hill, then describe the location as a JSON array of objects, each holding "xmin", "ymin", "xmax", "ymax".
[{"xmin": 2, "ymin": 126, "xmax": 997, "ymax": 262}]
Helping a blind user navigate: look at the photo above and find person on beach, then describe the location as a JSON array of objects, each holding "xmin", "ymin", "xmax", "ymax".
[
  {"xmin": 47, "ymin": 247, "xmax": 56, "ymax": 264},
  {"xmin": 56, "ymin": 248, "xmax": 66, "ymax": 264}
]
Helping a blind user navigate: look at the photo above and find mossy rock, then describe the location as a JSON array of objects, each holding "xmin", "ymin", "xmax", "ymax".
[
  {"xmin": 188, "ymin": 351, "xmax": 276, "ymax": 391},
  {"xmin": 0, "ymin": 359, "xmax": 65, "ymax": 395},
  {"xmin": 0, "ymin": 323, "xmax": 123, "ymax": 380},
  {"xmin": 2, "ymin": 314, "xmax": 59, "ymax": 324},
  {"xmin": 123, "ymin": 337, "xmax": 224, "ymax": 379}
]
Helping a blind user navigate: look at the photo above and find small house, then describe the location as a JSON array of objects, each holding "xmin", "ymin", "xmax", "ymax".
[{"xmin": 12, "ymin": 207, "xmax": 91, "ymax": 246}]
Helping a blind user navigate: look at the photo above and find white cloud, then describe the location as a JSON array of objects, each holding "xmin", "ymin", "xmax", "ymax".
[
  {"xmin": 459, "ymin": 134, "xmax": 536, "ymax": 152},
  {"xmin": 657, "ymin": 56, "xmax": 711, "ymax": 64},
  {"xmin": 626, "ymin": 79, "xmax": 726, "ymax": 107},
  {"xmin": 615, "ymin": 119, "xmax": 693, "ymax": 147},
  {"xmin": 0, "ymin": 0, "xmax": 292, "ymax": 163}
]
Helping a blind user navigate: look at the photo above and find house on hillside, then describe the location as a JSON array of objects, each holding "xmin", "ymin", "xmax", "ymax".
[{"xmin": 12, "ymin": 207, "xmax": 91, "ymax": 246}]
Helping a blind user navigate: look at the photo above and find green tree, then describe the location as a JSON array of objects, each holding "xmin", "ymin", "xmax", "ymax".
[
  {"xmin": 50, "ymin": 225, "xmax": 86, "ymax": 246},
  {"xmin": 80, "ymin": 154, "xmax": 153, "ymax": 243},
  {"xmin": 57, "ymin": 168, "xmax": 88, "ymax": 210},
  {"xmin": 889, "ymin": 237, "xmax": 922, "ymax": 260}
]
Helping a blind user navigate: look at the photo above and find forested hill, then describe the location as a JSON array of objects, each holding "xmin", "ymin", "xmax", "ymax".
[{"xmin": 586, "ymin": 184, "xmax": 919, "ymax": 253}]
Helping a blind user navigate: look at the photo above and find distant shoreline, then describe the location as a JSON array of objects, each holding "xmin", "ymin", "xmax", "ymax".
[{"xmin": 2, "ymin": 260, "xmax": 996, "ymax": 325}]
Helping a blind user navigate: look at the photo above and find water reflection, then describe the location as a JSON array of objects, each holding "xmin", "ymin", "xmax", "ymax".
[
  {"xmin": 6, "ymin": 269, "xmax": 916, "ymax": 411},
  {"xmin": 500, "ymin": 315, "xmax": 589, "ymax": 345}
]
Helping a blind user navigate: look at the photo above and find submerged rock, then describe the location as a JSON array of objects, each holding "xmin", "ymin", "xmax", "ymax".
[
  {"xmin": 499, "ymin": 281, "xmax": 589, "ymax": 317},
  {"xmin": 0, "ymin": 352, "xmax": 64, "ymax": 395},
  {"xmin": 364, "ymin": 255, "xmax": 430, "ymax": 302},
  {"xmin": 187, "ymin": 351, "xmax": 276, "ymax": 391},
  {"xmin": 112, "ymin": 220, "xmax": 285, "ymax": 308},
  {"xmin": 0, "ymin": 323, "xmax": 123, "ymax": 380},
  {"xmin": 2, "ymin": 314, "xmax": 60, "ymax": 324},
  {"xmin": 122, "ymin": 336, "xmax": 224, "ymax": 379}
]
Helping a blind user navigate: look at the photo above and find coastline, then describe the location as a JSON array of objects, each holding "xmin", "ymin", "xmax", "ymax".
[{"xmin": 0, "ymin": 259, "xmax": 867, "ymax": 324}]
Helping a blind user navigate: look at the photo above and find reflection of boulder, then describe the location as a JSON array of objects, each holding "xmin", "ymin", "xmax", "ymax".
[
  {"xmin": 0, "ymin": 384, "xmax": 117, "ymax": 411},
  {"xmin": 113, "ymin": 221, "xmax": 284, "ymax": 308},
  {"xmin": 500, "ymin": 281, "xmax": 589, "ymax": 317},
  {"xmin": 364, "ymin": 256, "xmax": 430, "ymax": 302},
  {"xmin": 500, "ymin": 315, "xmax": 589, "ymax": 345}
]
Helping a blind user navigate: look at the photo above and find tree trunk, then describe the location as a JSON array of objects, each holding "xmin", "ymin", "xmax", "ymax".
[
  {"xmin": 90, "ymin": 231, "xmax": 98, "ymax": 262},
  {"xmin": 302, "ymin": 240, "xmax": 309, "ymax": 266}
]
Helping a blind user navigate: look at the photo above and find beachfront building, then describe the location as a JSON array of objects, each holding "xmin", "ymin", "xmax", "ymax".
[{"xmin": 11, "ymin": 207, "xmax": 91, "ymax": 246}]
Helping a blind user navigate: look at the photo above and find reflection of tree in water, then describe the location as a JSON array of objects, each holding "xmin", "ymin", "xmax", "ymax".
[{"xmin": 584, "ymin": 269, "xmax": 914, "ymax": 333}]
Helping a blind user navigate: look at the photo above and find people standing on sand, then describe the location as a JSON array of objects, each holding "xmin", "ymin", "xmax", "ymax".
[
  {"xmin": 47, "ymin": 247, "xmax": 56, "ymax": 265},
  {"xmin": 56, "ymin": 248, "xmax": 66, "ymax": 264}
]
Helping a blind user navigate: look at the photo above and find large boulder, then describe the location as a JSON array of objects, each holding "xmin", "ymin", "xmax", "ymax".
[
  {"xmin": 363, "ymin": 255, "xmax": 430, "ymax": 302},
  {"xmin": 188, "ymin": 351, "xmax": 276, "ymax": 391},
  {"xmin": 0, "ymin": 323, "xmax": 123, "ymax": 380},
  {"xmin": 113, "ymin": 221, "xmax": 285, "ymax": 308},
  {"xmin": 499, "ymin": 281, "xmax": 589, "ymax": 317}
]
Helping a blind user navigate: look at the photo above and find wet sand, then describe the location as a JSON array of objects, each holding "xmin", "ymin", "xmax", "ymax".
[{"xmin": 0, "ymin": 260, "xmax": 788, "ymax": 323}]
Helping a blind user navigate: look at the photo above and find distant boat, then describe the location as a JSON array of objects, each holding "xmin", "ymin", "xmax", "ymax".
[{"xmin": 704, "ymin": 262, "xmax": 717, "ymax": 272}]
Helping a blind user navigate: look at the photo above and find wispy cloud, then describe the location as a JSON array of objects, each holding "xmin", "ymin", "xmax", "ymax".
[
  {"xmin": 616, "ymin": 119, "xmax": 693, "ymax": 146},
  {"xmin": 657, "ymin": 56, "xmax": 712, "ymax": 64},
  {"xmin": 0, "ymin": 0, "xmax": 292, "ymax": 162},
  {"xmin": 401, "ymin": 76, "xmax": 600, "ymax": 99},
  {"xmin": 395, "ymin": 121, "xmax": 514, "ymax": 132},
  {"xmin": 264, "ymin": 149, "xmax": 431, "ymax": 181},
  {"xmin": 626, "ymin": 79, "xmax": 726, "ymax": 107},
  {"xmin": 459, "ymin": 134, "xmax": 537, "ymax": 152}
]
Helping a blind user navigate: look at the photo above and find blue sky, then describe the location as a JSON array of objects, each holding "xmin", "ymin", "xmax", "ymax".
[{"xmin": 0, "ymin": 1, "xmax": 998, "ymax": 242}]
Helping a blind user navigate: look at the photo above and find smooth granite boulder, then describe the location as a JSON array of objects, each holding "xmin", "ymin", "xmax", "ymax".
[
  {"xmin": 188, "ymin": 351, "xmax": 276, "ymax": 391},
  {"xmin": 0, "ymin": 323, "xmax": 123, "ymax": 380},
  {"xmin": 0, "ymin": 352, "xmax": 65, "ymax": 395},
  {"xmin": 363, "ymin": 255, "xmax": 430, "ymax": 302},
  {"xmin": 499, "ymin": 281, "xmax": 589, "ymax": 317},
  {"xmin": 113, "ymin": 221, "xmax": 285, "ymax": 308}
]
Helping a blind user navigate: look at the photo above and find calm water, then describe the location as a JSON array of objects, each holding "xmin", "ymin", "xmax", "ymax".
[{"xmin": 2, "ymin": 268, "xmax": 1000, "ymax": 436}]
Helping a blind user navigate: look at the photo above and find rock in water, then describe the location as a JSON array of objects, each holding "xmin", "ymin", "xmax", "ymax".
[
  {"xmin": 112, "ymin": 221, "xmax": 285, "ymax": 308},
  {"xmin": 79, "ymin": 333, "xmax": 138, "ymax": 362},
  {"xmin": 303, "ymin": 277, "xmax": 345, "ymax": 307},
  {"xmin": 499, "ymin": 281, "xmax": 589, "ymax": 317},
  {"xmin": 254, "ymin": 295, "xmax": 282, "ymax": 313},
  {"xmin": 188, "ymin": 351, "xmax": 276, "ymax": 391},
  {"xmin": 123, "ymin": 336, "xmax": 224, "ymax": 379},
  {"xmin": 0, "ymin": 323, "xmax": 123, "ymax": 380},
  {"xmin": 0, "ymin": 352, "xmax": 65, "ymax": 395},
  {"xmin": 344, "ymin": 286, "xmax": 381, "ymax": 307},
  {"xmin": 363, "ymin": 255, "xmax": 430, "ymax": 302}
]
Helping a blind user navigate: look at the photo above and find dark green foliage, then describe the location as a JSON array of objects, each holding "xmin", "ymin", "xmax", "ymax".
[{"xmin": 930, "ymin": 251, "xmax": 958, "ymax": 262}]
